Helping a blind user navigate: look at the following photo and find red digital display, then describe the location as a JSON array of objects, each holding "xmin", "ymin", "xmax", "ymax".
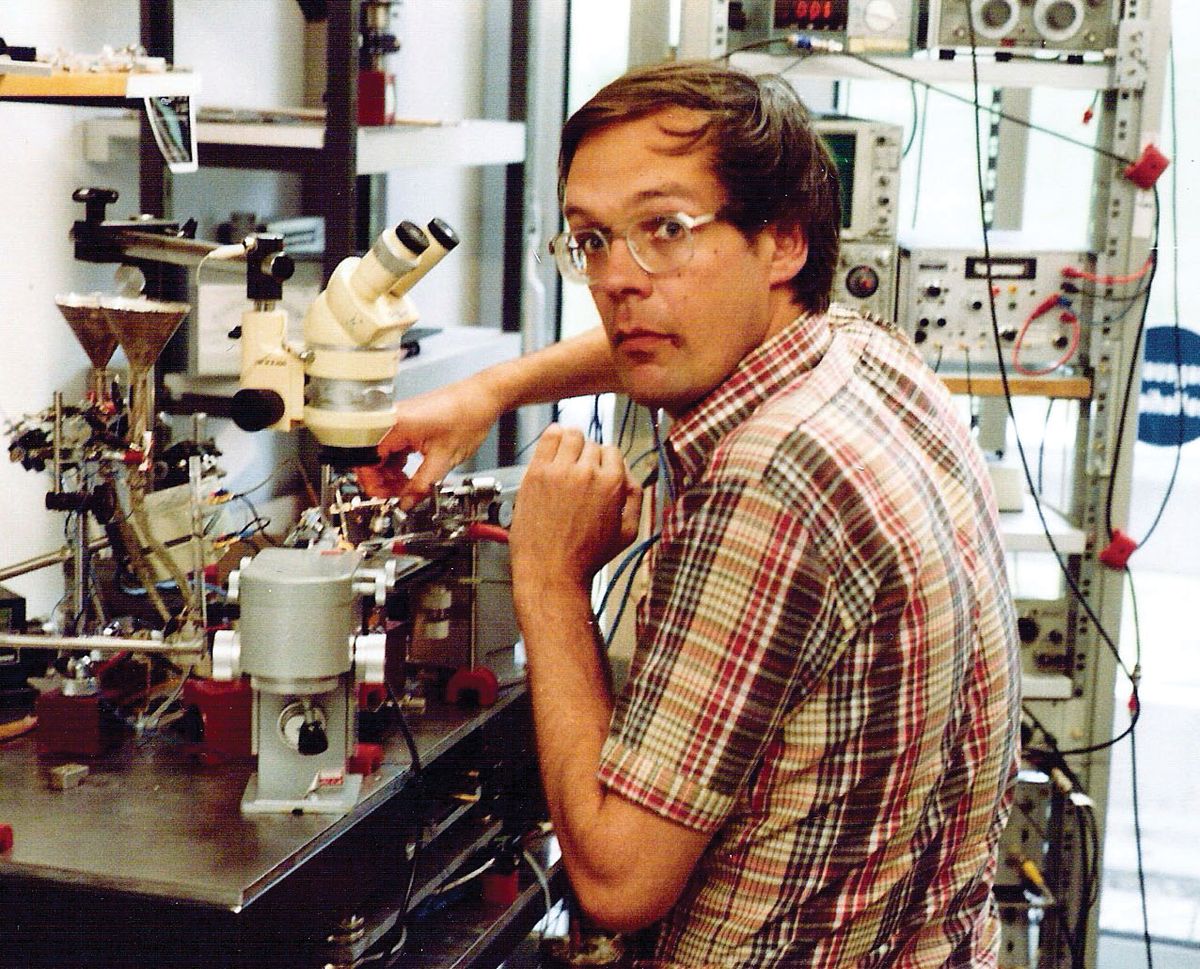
[{"xmin": 774, "ymin": 0, "xmax": 849, "ymax": 30}]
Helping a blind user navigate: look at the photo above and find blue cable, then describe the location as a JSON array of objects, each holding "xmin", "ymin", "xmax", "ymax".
[{"xmin": 594, "ymin": 533, "xmax": 660, "ymax": 648}]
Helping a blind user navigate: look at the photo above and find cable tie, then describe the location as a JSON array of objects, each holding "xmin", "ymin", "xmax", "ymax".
[
  {"xmin": 1123, "ymin": 143, "xmax": 1170, "ymax": 190},
  {"xmin": 1099, "ymin": 529, "xmax": 1138, "ymax": 570}
]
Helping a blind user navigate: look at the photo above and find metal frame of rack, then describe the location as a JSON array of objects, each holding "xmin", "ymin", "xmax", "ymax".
[{"xmin": 674, "ymin": 1, "xmax": 1176, "ymax": 965}]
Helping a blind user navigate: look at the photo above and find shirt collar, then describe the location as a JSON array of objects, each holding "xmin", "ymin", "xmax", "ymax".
[{"xmin": 665, "ymin": 311, "xmax": 832, "ymax": 489}]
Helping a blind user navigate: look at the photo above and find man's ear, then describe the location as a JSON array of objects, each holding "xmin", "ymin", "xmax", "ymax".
[{"xmin": 768, "ymin": 222, "xmax": 809, "ymax": 286}]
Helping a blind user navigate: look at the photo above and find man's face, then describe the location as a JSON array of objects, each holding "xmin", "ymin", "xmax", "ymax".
[{"xmin": 562, "ymin": 108, "xmax": 807, "ymax": 417}]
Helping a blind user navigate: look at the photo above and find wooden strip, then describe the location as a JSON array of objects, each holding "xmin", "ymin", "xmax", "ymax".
[
  {"xmin": 939, "ymin": 374, "xmax": 1092, "ymax": 399},
  {"xmin": 0, "ymin": 71, "xmax": 129, "ymax": 97}
]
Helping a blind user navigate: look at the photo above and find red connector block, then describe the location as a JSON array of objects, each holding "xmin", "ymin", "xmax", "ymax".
[
  {"xmin": 1099, "ymin": 529, "xmax": 1139, "ymax": 570},
  {"xmin": 1124, "ymin": 144, "xmax": 1170, "ymax": 189}
]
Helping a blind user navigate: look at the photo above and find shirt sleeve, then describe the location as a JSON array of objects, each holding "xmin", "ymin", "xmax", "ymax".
[{"xmin": 597, "ymin": 471, "xmax": 856, "ymax": 834}]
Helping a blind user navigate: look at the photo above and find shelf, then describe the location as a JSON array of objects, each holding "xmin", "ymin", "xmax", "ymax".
[
  {"xmin": 0, "ymin": 69, "xmax": 199, "ymax": 103},
  {"xmin": 731, "ymin": 50, "xmax": 1113, "ymax": 90},
  {"xmin": 939, "ymin": 373, "xmax": 1093, "ymax": 399},
  {"xmin": 83, "ymin": 115, "xmax": 526, "ymax": 172},
  {"xmin": 999, "ymin": 501, "xmax": 1087, "ymax": 555},
  {"xmin": 164, "ymin": 325, "xmax": 522, "ymax": 418}
]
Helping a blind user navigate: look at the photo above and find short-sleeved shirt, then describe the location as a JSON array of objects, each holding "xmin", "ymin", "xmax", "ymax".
[{"xmin": 597, "ymin": 306, "xmax": 1021, "ymax": 967}]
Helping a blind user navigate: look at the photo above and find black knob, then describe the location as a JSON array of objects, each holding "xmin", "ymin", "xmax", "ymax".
[
  {"xmin": 72, "ymin": 187, "xmax": 120, "ymax": 223},
  {"xmin": 265, "ymin": 252, "xmax": 295, "ymax": 283},
  {"xmin": 297, "ymin": 719, "xmax": 328, "ymax": 756},
  {"xmin": 231, "ymin": 388, "xmax": 286, "ymax": 432}
]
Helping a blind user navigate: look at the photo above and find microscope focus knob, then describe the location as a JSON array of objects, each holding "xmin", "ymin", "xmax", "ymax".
[
  {"xmin": 231, "ymin": 388, "xmax": 286, "ymax": 432},
  {"xmin": 297, "ymin": 719, "xmax": 329, "ymax": 756}
]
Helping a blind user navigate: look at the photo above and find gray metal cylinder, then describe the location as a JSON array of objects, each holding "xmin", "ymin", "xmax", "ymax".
[{"xmin": 238, "ymin": 548, "xmax": 360, "ymax": 688}]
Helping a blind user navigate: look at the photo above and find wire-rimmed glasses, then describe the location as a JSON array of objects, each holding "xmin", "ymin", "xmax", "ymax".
[{"xmin": 548, "ymin": 211, "xmax": 718, "ymax": 285}]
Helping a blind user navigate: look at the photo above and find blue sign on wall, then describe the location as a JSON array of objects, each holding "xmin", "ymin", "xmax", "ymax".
[{"xmin": 1138, "ymin": 326, "xmax": 1200, "ymax": 446}]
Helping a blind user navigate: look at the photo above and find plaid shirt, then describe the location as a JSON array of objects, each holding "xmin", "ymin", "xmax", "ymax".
[{"xmin": 597, "ymin": 306, "xmax": 1021, "ymax": 967}]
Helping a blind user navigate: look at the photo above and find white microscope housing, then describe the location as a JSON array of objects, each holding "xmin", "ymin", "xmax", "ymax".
[{"xmin": 233, "ymin": 219, "xmax": 459, "ymax": 463}]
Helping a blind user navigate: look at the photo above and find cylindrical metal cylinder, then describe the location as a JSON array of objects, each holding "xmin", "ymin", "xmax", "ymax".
[{"xmin": 237, "ymin": 548, "xmax": 360, "ymax": 690}]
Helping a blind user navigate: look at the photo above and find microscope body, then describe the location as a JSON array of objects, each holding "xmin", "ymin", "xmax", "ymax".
[{"xmin": 232, "ymin": 219, "xmax": 459, "ymax": 460}]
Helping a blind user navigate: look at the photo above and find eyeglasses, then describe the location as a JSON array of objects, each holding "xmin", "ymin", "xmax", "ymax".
[{"xmin": 548, "ymin": 211, "xmax": 719, "ymax": 285}]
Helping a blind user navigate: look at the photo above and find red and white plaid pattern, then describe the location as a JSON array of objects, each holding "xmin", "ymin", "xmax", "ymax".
[{"xmin": 598, "ymin": 306, "xmax": 1021, "ymax": 967}]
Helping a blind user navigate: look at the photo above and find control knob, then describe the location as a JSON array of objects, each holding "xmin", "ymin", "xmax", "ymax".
[{"xmin": 845, "ymin": 265, "xmax": 880, "ymax": 299}]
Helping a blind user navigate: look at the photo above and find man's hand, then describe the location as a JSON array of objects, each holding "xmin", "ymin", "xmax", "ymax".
[
  {"xmin": 355, "ymin": 381, "xmax": 502, "ymax": 506},
  {"xmin": 509, "ymin": 425, "xmax": 642, "ymax": 597}
]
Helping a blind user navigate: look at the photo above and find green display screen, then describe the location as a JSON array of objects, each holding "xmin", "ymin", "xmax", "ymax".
[{"xmin": 822, "ymin": 131, "xmax": 855, "ymax": 230}]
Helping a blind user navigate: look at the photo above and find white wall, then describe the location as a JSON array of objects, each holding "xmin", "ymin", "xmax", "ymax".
[
  {"xmin": 1, "ymin": 2, "xmax": 142, "ymax": 616},
  {"xmin": 0, "ymin": 0, "xmax": 490, "ymax": 617}
]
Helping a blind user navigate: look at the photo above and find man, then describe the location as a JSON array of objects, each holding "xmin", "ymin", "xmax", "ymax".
[{"xmin": 360, "ymin": 62, "xmax": 1020, "ymax": 967}]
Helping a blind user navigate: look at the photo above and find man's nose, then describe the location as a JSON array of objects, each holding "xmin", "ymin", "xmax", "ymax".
[{"xmin": 594, "ymin": 237, "xmax": 651, "ymax": 292}]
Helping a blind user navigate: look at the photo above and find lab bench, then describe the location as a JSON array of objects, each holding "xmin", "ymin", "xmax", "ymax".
[{"xmin": 0, "ymin": 684, "xmax": 560, "ymax": 968}]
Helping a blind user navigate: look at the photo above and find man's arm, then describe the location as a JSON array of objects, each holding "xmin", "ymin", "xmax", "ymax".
[
  {"xmin": 358, "ymin": 327, "xmax": 619, "ymax": 502},
  {"xmin": 510, "ymin": 427, "xmax": 710, "ymax": 932}
]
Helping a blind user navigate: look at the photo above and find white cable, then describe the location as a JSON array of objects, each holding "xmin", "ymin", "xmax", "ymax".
[
  {"xmin": 522, "ymin": 847, "xmax": 554, "ymax": 928},
  {"xmin": 194, "ymin": 240, "xmax": 250, "ymax": 292},
  {"xmin": 432, "ymin": 857, "xmax": 495, "ymax": 896}
]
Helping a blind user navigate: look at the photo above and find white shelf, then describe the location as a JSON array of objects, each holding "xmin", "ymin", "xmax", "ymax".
[
  {"xmin": 83, "ymin": 116, "xmax": 526, "ymax": 172},
  {"xmin": 391, "ymin": 324, "xmax": 521, "ymax": 398},
  {"xmin": 357, "ymin": 120, "xmax": 525, "ymax": 173},
  {"xmin": 165, "ymin": 324, "xmax": 521, "ymax": 405},
  {"xmin": 730, "ymin": 50, "xmax": 1112, "ymax": 91},
  {"xmin": 999, "ymin": 500, "xmax": 1087, "ymax": 554}
]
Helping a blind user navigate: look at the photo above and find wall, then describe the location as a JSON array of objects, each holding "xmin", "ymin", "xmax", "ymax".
[
  {"xmin": 0, "ymin": 0, "xmax": 491, "ymax": 618},
  {"xmin": 1, "ymin": 2, "xmax": 143, "ymax": 618}
]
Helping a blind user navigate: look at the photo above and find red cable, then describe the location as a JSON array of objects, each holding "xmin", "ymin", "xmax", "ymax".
[
  {"xmin": 465, "ymin": 522, "xmax": 509, "ymax": 544},
  {"xmin": 1061, "ymin": 257, "xmax": 1153, "ymax": 286},
  {"xmin": 1012, "ymin": 305, "xmax": 1081, "ymax": 377}
]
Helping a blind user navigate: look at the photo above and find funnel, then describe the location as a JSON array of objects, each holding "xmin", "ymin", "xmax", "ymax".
[
  {"xmin": 97, "ymin": 296, "xmax": 191, "ymax": 461},
  {"xmin": 97, "ymin": 296, "xmax": 191, "ymax": 373},
  {"xmin": 56, "ymin": 293, "xmax": 121, "ymax": 370}
]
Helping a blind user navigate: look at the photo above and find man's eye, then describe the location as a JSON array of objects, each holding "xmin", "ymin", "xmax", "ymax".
[
  {"xmin": 649, "ymin": 216, "xmax": 687, "ymax": 241},
  {"xmin": 574, "ymin": 231, "xmax": 607, "ymax": 254}
]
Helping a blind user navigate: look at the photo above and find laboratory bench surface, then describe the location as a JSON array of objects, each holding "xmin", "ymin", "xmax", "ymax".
[{"xmin": 0, "ymin": 684, "xmax": 559, "ymax": 968}]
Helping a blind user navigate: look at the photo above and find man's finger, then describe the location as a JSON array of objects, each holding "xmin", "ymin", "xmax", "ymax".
[
  {"xmin": 530, "ymin": 423, "xmax": 566, "ymax": 465},
  {"xmin": 403, "ymin": 451, "xmax": 456, "ymax": 505}
]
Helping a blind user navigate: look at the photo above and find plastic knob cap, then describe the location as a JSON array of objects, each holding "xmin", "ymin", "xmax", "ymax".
[{"xmin": 297, "ymin": 720, "xmax": 329, "ymax": 756}]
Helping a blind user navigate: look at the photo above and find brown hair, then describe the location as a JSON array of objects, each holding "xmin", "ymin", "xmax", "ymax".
[{"xmin": 558, "ymin": 61, "xmax": 841, "ymax": 314}]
